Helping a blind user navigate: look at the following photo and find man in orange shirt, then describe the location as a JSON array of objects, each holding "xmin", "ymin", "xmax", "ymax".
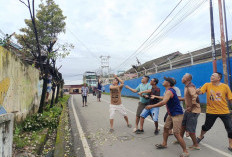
[{"xmin": 196, "ymin": 72, "xmax": 232, "ymax": 151}]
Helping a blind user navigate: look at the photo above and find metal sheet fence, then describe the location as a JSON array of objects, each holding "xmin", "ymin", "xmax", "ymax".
[{"xmin": 104, "ymin": 58, "xmax": 232, "ymax": 104}]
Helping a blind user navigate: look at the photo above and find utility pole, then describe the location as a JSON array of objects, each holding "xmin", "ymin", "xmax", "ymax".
[
  {"xmin": 218, "ymin": 0, "xmax": 228, "ymax": 84},
  {"xmin": 209, "ymin": 0, "xmax": 217, "ymax": 72},
  {"xmin": 100, "ymin": 55, "xmax": 110, "ymax": 83},
  {"xmin": 222, "ymin": 0, "xmax": 232, "ymax": 89}
]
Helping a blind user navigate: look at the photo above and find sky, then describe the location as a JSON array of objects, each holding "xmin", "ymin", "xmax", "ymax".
[{"xmin": 1, "ymin": 0, "xmax": 232, "ymax": 85}]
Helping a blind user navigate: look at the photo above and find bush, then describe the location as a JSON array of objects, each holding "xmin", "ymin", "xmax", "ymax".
[
  {"xmin": 14, "ymin": 126, "xmax": 28, "ymax": 148},
  {"xmin": 23, "ymin": 106, "xmax": 62, "ymax": 131}
]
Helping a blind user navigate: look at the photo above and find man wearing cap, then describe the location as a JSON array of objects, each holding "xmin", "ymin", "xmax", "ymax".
[
  {"xmin": 125, "ymin": 76, "xmax": 152, "ymax": 132},
  {"xmin": 145, "ymin": 77, "xmax": 189, "ymax": 157}
]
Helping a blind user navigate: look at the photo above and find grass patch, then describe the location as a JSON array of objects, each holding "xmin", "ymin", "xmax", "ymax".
[
  {"xmin": 13, "ymin": 95, "xmax": 70, "ymax": 155},
  {"xmin": 102, "ymin": 92, "xmax": 110, "ymax": 95},
  {"xmin": 54, "ymin": 95, "xmax": 72, "ymax": 157}
]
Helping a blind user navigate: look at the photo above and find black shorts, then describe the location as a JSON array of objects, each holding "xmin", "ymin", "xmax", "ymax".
[
  {"xmin": 182, "ymin": 112, "xmax": 199, "ymax": 133},
  {"xmin": 82, "ymin": 96, "xmax": 87, "ymax": 103},
  {"xmin": 202, "ymin": 113, "xmax": 232, "ymax": 138},
  {"xmin": 97, "ymin": 91, "xmax": 101, "ymax": 98}
]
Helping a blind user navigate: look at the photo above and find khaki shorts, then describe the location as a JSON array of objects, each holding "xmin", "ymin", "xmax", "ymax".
[
  {"xmin": 164, "ymin": 114, "xmax": 184, "ymax": 133},
  {"xmin": 136, "ymin": 102, "xmax": 148, "ymax": 117}
]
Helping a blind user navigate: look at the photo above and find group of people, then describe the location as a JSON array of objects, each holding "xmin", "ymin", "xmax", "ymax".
[
  {"xmin": 109, "ymin": 72, "xmax": 232, "ymax": 157},
  {"xmin": 81, "ymin": 79, "xmax": 103, "ymax": 107}
]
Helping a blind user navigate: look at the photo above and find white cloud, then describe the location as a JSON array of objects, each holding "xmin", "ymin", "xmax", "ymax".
[{"xmin": 1, "ymin": 0, "xmax": 232, "ymax": 84}]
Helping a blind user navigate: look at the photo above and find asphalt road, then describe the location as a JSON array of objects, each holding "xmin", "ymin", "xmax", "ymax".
[{"xmin": 69, "ymin": 94, "xmax": 232, "ymax": 157}]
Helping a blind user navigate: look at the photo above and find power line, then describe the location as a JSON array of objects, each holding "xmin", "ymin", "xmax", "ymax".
[
  {"xmin": 138, "ymin": 0, "xmax": 208, "ymax": 57},
  {"xmin": 112, "ymin": 0, "xmax": 184, "ymax": 71},
  {"xmin": 115, "ymin": 0, "xmax": 206, "ymax": 70},
  {"xmin": 126, "ymin": 0, "xmax": 206, "ymax": 68},
  {"xmin": 67, "ymin": 28, "xmax": 100, "ymax": 62},
  {"xmin": 121, "ymin": 0, "xmax": 195, "ymax": 67},
  {"xmin": 113, "ymin": 0, "xmax": 207, "ymax": 71}
]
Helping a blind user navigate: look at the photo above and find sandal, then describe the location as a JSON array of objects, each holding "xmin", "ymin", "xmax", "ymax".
[
  {"xmin": 155, "ymin": 144, "xmax": 167, "ymax": 149},
  {"xmin": 135, "ymin": 129, "xmax": 144, "ymax": 134},
  {"xmin": 228, "ymin": 147, "xmax": 232, "ymax": 152},
  {"xmin": 189, "ymin": 146, "xmax": 201, "ymax": 150},
  {"xmin": 172, "ymin": 140, "xmax": 179, "ymax": 144},
  {"xmin": 154, "ymin": 129, "xmax": 160, "ymax": 135},
  {"xmin": 197, "ymin": 136, "xmax": 204, "ymax": 143},
  {"xmin": 109, "ymin": 129, "xmax": 114, "ymax": 133},
  {"xmin": 127, "ymin": 124, "xmax": 132, "ymax": 128},
  {"xmin": 180, "ymin": 152, "xmax": 190, "ymax": 157}
]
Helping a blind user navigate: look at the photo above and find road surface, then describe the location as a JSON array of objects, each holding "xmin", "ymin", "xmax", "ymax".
[{"xmin": 69, "ymin": 94, "xmax": 232, "ymax": 157}]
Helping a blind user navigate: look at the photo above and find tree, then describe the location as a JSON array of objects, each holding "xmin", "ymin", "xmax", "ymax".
[{"xmin": 17, "ymin": 0, "xmax": 73, "ymax": 113}]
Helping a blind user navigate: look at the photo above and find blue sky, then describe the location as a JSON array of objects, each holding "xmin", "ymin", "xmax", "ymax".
[{"xmin": 1, "ymin": 0, "xmax": 232, "ymax": 84}]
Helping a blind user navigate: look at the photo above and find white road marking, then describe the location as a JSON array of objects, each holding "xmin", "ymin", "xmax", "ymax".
[
  {"xmin": 71, "ymin": 95, "xmax": 93, "ymax": 157},
  {"xmin": 101, "ymin": 98, "xmax": 232, "ymax": 157}
]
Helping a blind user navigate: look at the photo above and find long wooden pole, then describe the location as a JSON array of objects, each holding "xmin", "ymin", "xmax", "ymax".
[{"xmin": 218, "ymin": 0, "xmax": 228, "ymax": 84}]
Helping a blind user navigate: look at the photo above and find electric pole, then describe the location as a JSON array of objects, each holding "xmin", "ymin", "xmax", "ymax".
[
  {"xmin": 100, "ymin": 55, "xmax": 110, "ymax": 78},
  {"xmin": 218, "ymin": 0, "xmax": 228, "ymax": 84},
  {"xmin": 209, "ymin": 0, "xmax": 217, "ymax": 72},
  {"xmin": 222, "ymin": 0, "xmax": 232, "ymax": 89}
]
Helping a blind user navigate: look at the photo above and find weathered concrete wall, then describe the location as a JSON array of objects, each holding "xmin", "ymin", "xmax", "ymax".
[
  {"xmin": 0, "ymin": 46, "xmax": 42, "ymax": 121},
  {"xmin": 0, "ymin": 113, "xmax": 14, "ymax": 157}
]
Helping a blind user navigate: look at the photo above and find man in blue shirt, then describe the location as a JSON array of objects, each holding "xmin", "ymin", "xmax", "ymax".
[
  {"xmin": 146, "ymin": 77, "xmax": 188, "ymax": 157},
  {"xmin": 125, "ymin": 76, "xmax": 152, "ymax": 132}
]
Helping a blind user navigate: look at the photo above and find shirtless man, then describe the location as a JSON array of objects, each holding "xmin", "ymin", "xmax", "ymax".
[{"xmin": 109, "ymin": 74, "xmax": 132, "ymax": 133}]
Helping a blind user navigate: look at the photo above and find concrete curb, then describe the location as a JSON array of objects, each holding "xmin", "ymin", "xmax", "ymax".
[{"xmin": 54, "ymin": 97, "xmax": 70, "ymax": 157}]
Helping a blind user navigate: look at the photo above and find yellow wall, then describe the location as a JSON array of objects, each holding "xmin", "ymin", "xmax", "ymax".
[{"xmin": 0, "ymin": 46, "xmax": 42, "ymax": 121}]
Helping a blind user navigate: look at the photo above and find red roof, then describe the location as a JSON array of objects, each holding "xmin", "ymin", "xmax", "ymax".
[{"xmin": 64, "ymin": 85, "xmax": 82, "ymax": 88}]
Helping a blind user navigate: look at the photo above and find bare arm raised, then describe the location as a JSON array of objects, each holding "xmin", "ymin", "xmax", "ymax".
[
  {"xmin": 138, "ymin": 89, "xmax": 152, "ymax": 96},
  {"xmin": 145, "ymin": 90, "xmax": 172, "ymax": 109},
  {"xmin": 114, "ymin": 74, "xmax": 124, "ymax": 88},
  {"xmin": 125, "ymin": 85, "xmax": 138, "ymax": 93}
]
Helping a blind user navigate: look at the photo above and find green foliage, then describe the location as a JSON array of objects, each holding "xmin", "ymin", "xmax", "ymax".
[
  {"xmin": 0, "ymin": 38, "xmax": 7, "ymax": 46},
  {"xmin": 13, "ymin": 95, "xmax": 70, "ymax": 150},
  {"xmin": 22, "ymin": 106, "xmax": 62, "ymax": 131},
  {"xmin": 21, "ymin": 95, "xmax": 70, "ymax": 131},
  {"xmin": 14, "ymin": 128, "xmax": 48, "ymax": 151},
  {"xmin": 16, "ymin": 0, "xmax": 73, "ymax": 59},
  {"xmin": 58, "ymin": 95, "xmax": 70, "ymax": 104},
  {"xmin": 13, "ymin": 126, "xmax": 28, "ymax": 148}
]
